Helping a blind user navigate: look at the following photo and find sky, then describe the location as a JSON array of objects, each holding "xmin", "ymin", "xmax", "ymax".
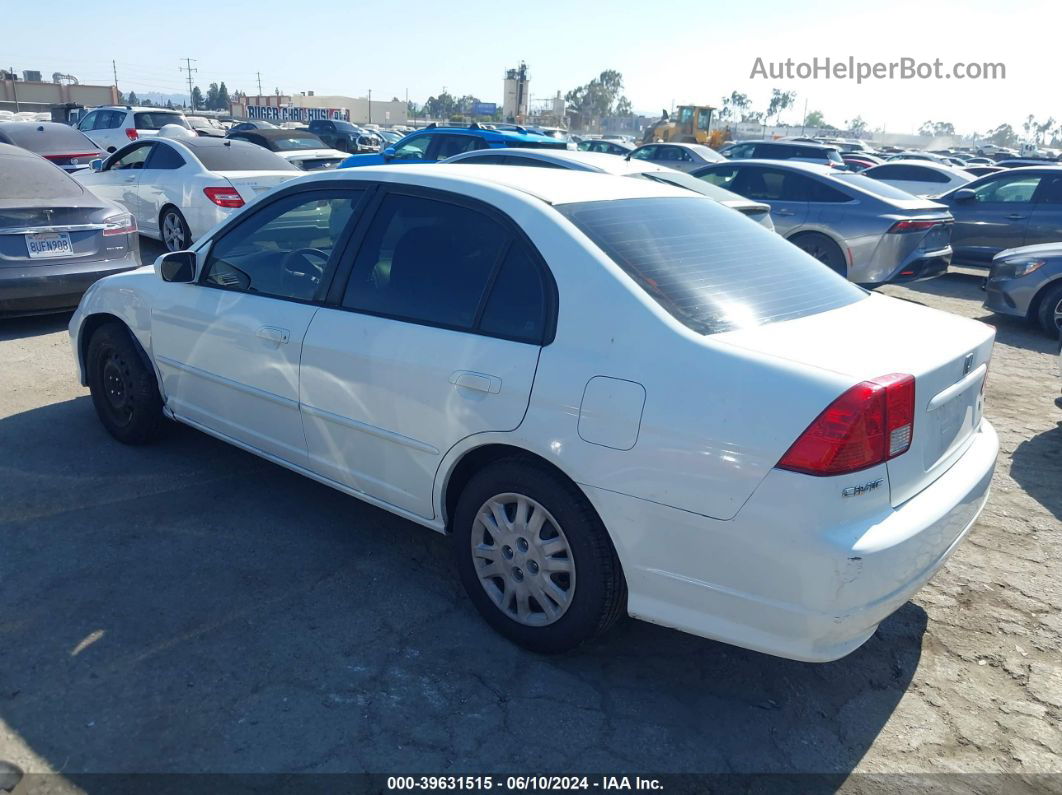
[{"xmin": 5, "ymin": 0, "xmax": 1058, "ymax": 137}]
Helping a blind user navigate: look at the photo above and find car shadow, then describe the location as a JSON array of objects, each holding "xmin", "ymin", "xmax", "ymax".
[
  {"xmin": 0, "ymin": 397, "xmax": 926, "ymax": 783},
  {"xmin": 0, "ymin": 312, "xmax": 72, "ymax": 342},
  {"xmin": 1010, "ymin": 422, "xmax": 1062, "ymax": 520}
]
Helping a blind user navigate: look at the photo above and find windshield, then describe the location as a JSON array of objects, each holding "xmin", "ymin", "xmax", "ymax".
[
  {"xmin": 557, "ymin": 197, "xmax": 864, "ymax": 335},
  {"xmin": 134, "ymin": 112, "xmax": 190, "ymax": 130},
  {"xmin": 192, "ymin": 144, "xmax": 299, "ymax": 172}
]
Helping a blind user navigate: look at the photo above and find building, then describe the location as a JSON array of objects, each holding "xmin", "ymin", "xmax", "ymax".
[
  {"xmin": 0, "ymin": 72, "xmax": 118, "ymax": 114},
  {"xmin": 235, "ymin": 93, "xmax": 407, "ymax": 126},
  {"xmin": 502, "ymin": 63, "xmax": 529, "ymax": 121}
]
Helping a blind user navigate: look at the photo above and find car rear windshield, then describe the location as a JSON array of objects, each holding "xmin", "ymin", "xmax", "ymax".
[
  {"xmin": 193, "ymin": 144, "xmax": 298, "ymax": 172},
  {"xmin": 0, "ymin": 153, "xmax": 84, "ymax": 200},
  {"xmin": 832, "ymin": 172, "xmax": 927, "ymax": 200},
  {"xmin": 0, "ymin": 124, "xmax": 96, "ymax": 152},
  {"xmin": 134, "ymin": 112, "xmax": 190, "ymax": 130},
  {"xmin": 269, "ymin": 134, "xmax": 327, "ymax": 151},
  {"xmin": 557, "ymin": 196, "xmax": 865, "ymax": 335}
]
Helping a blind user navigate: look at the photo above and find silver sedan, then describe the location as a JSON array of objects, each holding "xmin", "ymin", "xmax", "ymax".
[
  {"xmin": 693, "ymin": 159, "xmax": 954, "ymax": 285},
  {"xmin": 627, "ymin": 142, "xmax": 725, "ymax": 172}
]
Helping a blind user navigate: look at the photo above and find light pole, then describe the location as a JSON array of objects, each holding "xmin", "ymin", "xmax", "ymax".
[{"xmin": 367, "ymin": 88, "xmax": 372, "ymax": 125}]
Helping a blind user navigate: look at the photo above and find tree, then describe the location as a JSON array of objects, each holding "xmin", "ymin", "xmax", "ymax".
[
  {"xmin": 615, "ymin": 96, "xmax": 633, "ymax": 117},
  {"xmin": 984, "ymin": 123, "xmax": 1017, "ymax": 148},
  {"xmin": 1036, "ymin": 116, "xmax": 1056, "ymax": 144},
  {"xmin": 846, "ymin": 116, "xmax": 869, "ymax": 136},
  {"xmin": 127, "ymin": 90, "xmax": 139, "ymax": 105},
  {"xmin": 217, "ymin": 82, "xmax": 230, "ymax": 111},
  {"xmin": 804, "ymin": 109, "xmax": 826, "ymax": 128},
  {"xmin": 191, "ymin": 85, "xmax": 203, "ymax": 111},
  {"xmin": 424, "ymin": 91, "xmax": 456, "ymax": 119},
  {"xmin": 766, "ymin": 88, "xmax": 796, "ymax": 126},
  {"xmin": 565, "ymin": 69, "xmax": 626, "ymax": 129},
  {"xmin": 1023, "ymin": 114, "xmax": 1036, "ymax": 139},
  {"xmin": 918, "ymin": 120, "xmax": 955, "ymax": 137},
  {"xmin": 206, "ymin": 82, "xmax": 219, "ymax": 110},
  {"xmin": 717, "ymin": 91, "xmax": 751, "ymax": 123}
]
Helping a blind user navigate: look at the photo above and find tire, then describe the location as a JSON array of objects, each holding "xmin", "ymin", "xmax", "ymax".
[
  {"xmin": 160, "ymin": 206, "xmax": 191, "ymax": 252},
  {"xmin": 792, "ymin": 232, "xmax": 847, "ymax": 277},
  {"xmin": 1035, "ymin": 282, "xmax": 1062, "ymax": 337},
  {"xmin": 87, "ymin": 322, "xmax": 164, "ymax": 444},
  {"xmin": 452, "ymin": 458, "xmax": 626, "ymax": 653}
]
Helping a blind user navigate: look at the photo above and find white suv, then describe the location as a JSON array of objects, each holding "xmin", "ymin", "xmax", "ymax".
[{"xmin": 76, "ymin": 106, "xmax": 192, "ymax": 153}]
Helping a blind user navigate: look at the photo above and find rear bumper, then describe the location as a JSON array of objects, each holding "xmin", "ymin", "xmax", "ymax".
[
  {"xmin": 585, "ymin": 420, "xmax": 998, "ymax": 662},
  {"xmin": 888, "ymin": 247, "xmax": 952, "ymax": 283},
  {"xmin": 0, "ymin": 254, "xmax": 140, "ymax": 316}
]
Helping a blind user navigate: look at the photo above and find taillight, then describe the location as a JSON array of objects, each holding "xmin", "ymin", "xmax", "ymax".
[
  {"xmin": 102, "ymin": 212, "xmax": 137, "ymax": 236},
  {"xmin": 125, "ymin": 128, "xmax": 139, "ymax": 141},
  {"xmin": 778, "ymin": 373, "xmax": 915, "ymax": 476},
  {"xmin": 888, "ymin": 219, "xmax": 937, "ymax": 233},
  {"xmin": 203, "ymin": 186, "xmax": 245, "ymax": 208}
]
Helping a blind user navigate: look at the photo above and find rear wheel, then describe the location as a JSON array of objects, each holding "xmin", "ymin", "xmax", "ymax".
[
  {"xmin": 1035, "ymin": 282, "xmax": 1062, "ymax": 337},
  {"xmin": 452, "ymin": 459, "xmax": 626, "ymax": 653},
  {"xmin": 87, "ymin": 322, "xmax": 164, "ymax": 444},
  {"xmin": 792, "ymin": 232, "xmax": 847, "ymax": 277},
  {"xmin": 160, "ymin": 207, "xmax": 191, "ymax": 252}
]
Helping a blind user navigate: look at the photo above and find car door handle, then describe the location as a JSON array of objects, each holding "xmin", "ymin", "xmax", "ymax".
[
  {"xmin": 123, "ymin": 177, "xmax": 136, "ymax": 184},
  {"xmin": 775, "ymin": 209, "xmax": 795, "ymax": 216},
  {"xmin": 256, "ymin": 325, "xmax": 290, "ymax": 344},
  {"xmin": 450, "ymin": 371, "xmax": 501, "ymax": 394},
  {"xmin": 1007, "ymin": 213, "xmax": 1026, "ymax": 220}
]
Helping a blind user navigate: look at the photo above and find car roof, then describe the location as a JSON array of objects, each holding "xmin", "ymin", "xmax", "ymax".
[
  {"xmin": 231, "ymin": 128, "xmax": 316, "ymax": 139},
  {"xmin": 408, "ymin": 124, "xmax": 563, "ymax": 145},
  {"xmin": 868, "ymin": 160, "xmax": 967, "ymax": 174},
  {"xmin": 745, "ymin": 139, "xmax": 839, "ymax": 151},
  {"xmin": 448, "ymin": 147, "xmax": 652, "ymax": 173},
  {"xmin": 92, "ymin": 105, "xmax": 183, "ymax": 113},
  {"xmin": 300, "ymin": 163, "xmax": 694, "ymax": 205}
]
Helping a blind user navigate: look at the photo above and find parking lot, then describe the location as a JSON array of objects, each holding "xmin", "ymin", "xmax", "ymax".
[{"xmin": 1, "ymin": 235, "xmax": 1059, "ymax": 782}]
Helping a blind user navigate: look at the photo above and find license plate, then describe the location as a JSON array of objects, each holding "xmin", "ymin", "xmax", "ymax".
[{"xmin": 26, "ymin": 232, "xmax": 74, "ymax": 259}]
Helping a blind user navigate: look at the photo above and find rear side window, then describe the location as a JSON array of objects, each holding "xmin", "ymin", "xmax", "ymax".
[
  {"xmin": 146, "ymin": 144, "xmax": 185, "ymax": 170},
  {"xmin": 342, "ymin": 195, "xmax": 509, "ymax": 329},
  {"xmin": 133, "ymin": 112, "xmax": 189, "ymax": 130},
  {"xmin": 434, "ymin": 135, "xmax": 488, "ymax": 158},
  {"xmin": 478, "ymin": 244, "xmax": 548, "ymax": 343},
  {"xmin": 192, "ymin": 143, "xmax": 298, "ymax": 172},
  {"xmin": 557, "ymin": 197, "xmax": 865, "ymax": 335}
]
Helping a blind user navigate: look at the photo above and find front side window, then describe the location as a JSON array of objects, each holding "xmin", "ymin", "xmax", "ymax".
[
  {"xmin": 342, "ymin": 194, "xmax": 509, "ymax": 330},
  {"xmin": 107, "ymin": 143, "xmax": 153, "ymax": 170},
  {"xmin": 392, "ymin": 135, "xmax": 433, "ymax": 160},
  {"xmin": 202, "ymin": 189, "xmax": 365, "ymax": 301},
  {"xmin": 972, "ymin": 174, "xmax": 1042, "ymax": 203},
  {"xmin": 77, "ymin": 111, "xmax": 98, "ymax": 131},
  {"xmin": 630, "ymin": 146, "xmax": 656, "ymax": 161},
  {"xmin": 558, "ymin": 197, "xmax": 864, "ymax": 335},
  {"xmin": 696, "ymin": 165, "xmax": 740, "ymax": 189}
]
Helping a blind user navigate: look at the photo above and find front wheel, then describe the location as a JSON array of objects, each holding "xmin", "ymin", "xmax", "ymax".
[
  {"xmin": 453, "ymin": 459, "xmax": 626, "ymax": 653},
  {"xmin": 160, "ymin": 207, "xmax": 191, "ymax": 252},
  {"xmin": 87, "ymin": 323, "xmax": 164, "ymax": 444},
  {"xmin": 1036, "ymin": 282, "xmax": 1062, "ymax": 337}
]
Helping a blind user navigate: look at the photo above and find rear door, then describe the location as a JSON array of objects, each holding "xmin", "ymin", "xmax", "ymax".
[
  {"xmin": 300, "ymin": 187, "xmax": 551, "ymax": 519},
  {"xmin": 947, "ymin": 171, "xmax": 1042, "ymax": 263},
  {"xmin": 1025, "ymin": 173, "xmax": 1062, "ymax": 246},
  {"xmin": 151, "ymin": 187, "xmax": 366, "ymax": 465}
]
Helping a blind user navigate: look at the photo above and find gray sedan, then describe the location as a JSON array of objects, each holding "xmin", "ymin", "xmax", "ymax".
[
  {"xmin": 693, "ymin": 159, "xmax": 954, "ymax": 284},
  {"xmin": 983, "ymin": 242, "xmax": 1062, "ymax": 336},
  {"xmin": 627, "ymin": 142, "xmax": 725, "ymax": 172},
  {"xmin": 0, "ymin": 143, "xmax": 140, "ymax": 316}
]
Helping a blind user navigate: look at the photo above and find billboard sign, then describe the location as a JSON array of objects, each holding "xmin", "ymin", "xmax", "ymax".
[
  {"xmin": 246, "ymin": 105, "xmax": 350, "ymax": 122},
  {"xmin": 471, "ymin": 102, "xmax": 497, "ymax": 116}
]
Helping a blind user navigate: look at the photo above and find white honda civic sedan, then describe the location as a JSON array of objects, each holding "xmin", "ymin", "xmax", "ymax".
[
  {"xmin": 68, "ymin": 165, "xmax": 999, "ymax": 661},
  {"xmin": 74, "ymin": 136, "xmax": 304, "ymax": 252}
]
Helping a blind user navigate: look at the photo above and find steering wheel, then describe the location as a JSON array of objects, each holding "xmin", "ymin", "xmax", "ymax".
[{"xmin": 280, "ymin": 247, "xmax": 329, "ymax": 281}]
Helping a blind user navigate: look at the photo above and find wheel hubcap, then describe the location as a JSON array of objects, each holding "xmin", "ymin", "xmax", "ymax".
[
  {"xmin": 101, "ymin": 353, "xmax": 134, "ymax": 426},
  {"xmin": 470, "ymin": 493, "xmax": 575, "ymax": 627},
  {"xmin": 1053, "ymin": 298, "xmax": 1062, "ymax": 332},
  {"xmin": 163, "ymin": 214, "xmax": 185, "ymax": 251}
]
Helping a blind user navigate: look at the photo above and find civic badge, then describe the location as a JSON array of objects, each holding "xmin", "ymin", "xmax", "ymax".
[{"xmin": 842, "ymin": 478, "xmax": 884, "ymax": 497}]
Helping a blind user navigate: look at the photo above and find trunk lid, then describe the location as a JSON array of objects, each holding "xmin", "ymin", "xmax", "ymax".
[
  {"xmin": 715, "ymin": 293, "xmax": 994, "ymax": 506},
  {"xmin": 0, "ymin": 206, "xmax": 112, "ymax": 266},
  {"xmin": 215, "ymin": 171, "xmax": 303, "ymax": 199}
]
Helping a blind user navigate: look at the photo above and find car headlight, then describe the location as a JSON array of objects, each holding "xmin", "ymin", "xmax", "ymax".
[{"xmin": 1000, "ymin": 258, "xmax": 1046, "ymax": 278}]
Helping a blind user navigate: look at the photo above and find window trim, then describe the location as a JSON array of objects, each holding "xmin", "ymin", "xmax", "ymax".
[
  {"xmin": 325, "ymin": 182, "xmax": 558, "ymax": 346},
  {"xmin": 143, "ymin": 141, "xmax": 186, "ymax": 170},
  {"xmin": 194, "ymin": 183, "xmax": 375, "ymax": 306}
]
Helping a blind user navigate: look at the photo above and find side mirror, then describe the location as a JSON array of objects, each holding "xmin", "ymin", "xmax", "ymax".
[
  {"xmin": 158, "ymin": 251, "xmax": 196, "ymax": 283},
  {"xmin": 953, "ymin": 188, "xmax": 976, "ymax": 203},
  {"xmin": 382, "ymin": 146, "xmax": 396, "ymax": 160},
  {"xmin": 90, "ymin": 158, "xmax": 103, "ymax": 172}
]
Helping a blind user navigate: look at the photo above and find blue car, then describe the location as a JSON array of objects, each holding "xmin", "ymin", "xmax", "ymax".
[{"xmin": 338, "ymin": 123, "xmax": 568, "ymax": 168}]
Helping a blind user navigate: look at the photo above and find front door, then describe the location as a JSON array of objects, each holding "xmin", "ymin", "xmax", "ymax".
[
  {"xmin": 81, "ymin": 142, "xmax": 153, "ymax": 221},
  {"xmin": 151, "ymin": 187, "xmax": 366, "ymax": 465},
  {"xmin": 299, "ymin": 189, "xmax": 551, "ymax": 519},
  {"xmin": 948, "ymin": 172, "xmax": 1043, "ymax": 264},
  {"xmin": 733, "ymin": 165, "xmax": 810, "ymax": 235}
]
